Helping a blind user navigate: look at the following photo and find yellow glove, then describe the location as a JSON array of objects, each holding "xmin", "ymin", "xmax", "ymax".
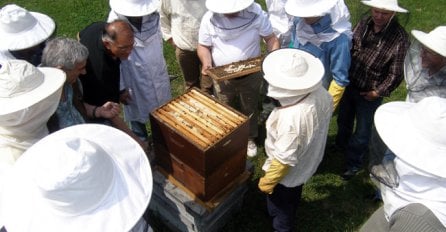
[
  {"xmin": 328, "ymin": 80, "xmax": 345, "ymax": 111},
  {"xmin": 258, "ymin": 159, "xmax": 290, "ymax": 194}
]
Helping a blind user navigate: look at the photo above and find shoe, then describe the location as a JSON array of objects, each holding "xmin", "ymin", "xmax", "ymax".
[
  {"xmin": 247, "ymin": 140, "xmax": 257, "ymax": 157},
  {"xmin": 341, "ymin": 167, "xmax": 359, "ymax": 180}
]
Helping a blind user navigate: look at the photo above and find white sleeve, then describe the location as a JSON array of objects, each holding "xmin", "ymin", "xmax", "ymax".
[
  {"xmin": 159, "ymin": 0, "xmax": 173, "ymax": 41},
  {"xmin": 257, "ymin": 5, "xmax": 274, "ymax": 37},
  {"xmin": 198, "ymin": 11, "xmax": 213, "ymax": 46}
]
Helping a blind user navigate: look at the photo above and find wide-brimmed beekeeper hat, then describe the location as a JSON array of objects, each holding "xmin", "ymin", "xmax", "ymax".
[
  {"xmin": 412, "ymin": 26, "xmax": 446, "ymax": 57},
  {"xmin": 285, "ymin": 0, "xmax": 338, "ymax": 17},
  {"xmin": 375, "ymin": 96, "xmax": 446, "ymax": 178},
  {"xmin": 0, "ymin": 4, "xmax": 55, "ymax": 51},
  {"xmin": 1, "ymin": 124, "xmax": 153, "ymax": 232},
  {"xmin": 109, "ymin": 0, "xmax": 159, "ymax": 17},
  {"xmin": 361, "ymin": 0, "xmax": 408, "ymax": 13},
  {"xmin": 206, "ymin": 0, "xmax": 254, "ymax": 14},
  {"xmin": 262, "ymin": 48, "xmax": 324, "ymax": 97},
  {"xmin": 0, "ymin": 59, "xmax": 65, "ymax": 116}
]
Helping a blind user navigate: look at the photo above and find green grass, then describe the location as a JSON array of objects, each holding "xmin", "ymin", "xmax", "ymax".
[{"xmin": 2, "ymin": 0, "xmax": 445, "ymax": 231}]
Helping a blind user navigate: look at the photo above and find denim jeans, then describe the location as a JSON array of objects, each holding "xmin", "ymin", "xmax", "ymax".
[
  {"xmin": 336, "ymin": 86, "xmax": 383, "ymax": 170},
  {"xmin": 129, "ymin": 121, "xmax": 149, "ymax": 142}
]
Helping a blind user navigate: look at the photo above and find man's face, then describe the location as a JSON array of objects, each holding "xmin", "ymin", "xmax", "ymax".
[
  {"xmin": 64, "ymin": 60, "xmax": 87, "ymax": 84},
  {"xmin": 105, "ymin": 33, "xmax": 135, "ymax": 60},
  {"xmin": 420, "ymin": 45, "xmax": 446, "ymax": 71},
  {"xmin": 371, "ymin": 8, "xmax": 395, "ymax": 29}
]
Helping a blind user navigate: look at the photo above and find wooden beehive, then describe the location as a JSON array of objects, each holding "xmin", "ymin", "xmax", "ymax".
[
  {"xmin": 150, "ymin": 88, "xmax": 249, "ymax": 201},
  {"xmin": 206, "ymin": 55, "xmax": 264, "ymax": 81}
]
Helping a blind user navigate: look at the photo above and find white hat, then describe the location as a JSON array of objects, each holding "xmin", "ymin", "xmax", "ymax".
[
  {"xmin": 109, "ymin": 0, "xmax": 159, "ymax": 17},
  {"xmin": 262, "ymin": 48, "xmax": 324, "ymax": 96},
  {"xmin": 2, "ymin": 124, "xmax": 153, "ymax": 232},
  {"xmin": 375, "ymin": 96, "xmax": 446, "ymax": 178},
  {"xmin": 412, "ymin": 26, "xmax": 446, "ymax": 57},
  {"xmin": 0, "ymin": 59, "xmax": 65, "ymax": 116},
  {"xmin": 206, "ymin": 0, "xmax": 254, "ymax": 14},
  {"xmin": 361, "ymin": 0, "xmax": 408, "ymax": 13},
  {"xmin": 0, "ymin": 4, "xmax": 55, "ymax": 51},
  {"xmin": 285, "ymin": 0, "xmax": 338, "ymax": 17}
]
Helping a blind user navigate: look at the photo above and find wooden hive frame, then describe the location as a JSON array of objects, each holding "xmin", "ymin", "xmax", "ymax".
[
  {"xmin": 151, "ymin": 88, "xmax": 246, "ymax": 149},
  {"xmin": 206, "ymin": 55, "xmax": 265, "ymax": 81}
]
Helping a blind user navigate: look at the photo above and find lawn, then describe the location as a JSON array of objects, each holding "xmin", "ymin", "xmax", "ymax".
[{"xmin": 2, "ymin": 0, "xmax": 444, "ymax": 231}]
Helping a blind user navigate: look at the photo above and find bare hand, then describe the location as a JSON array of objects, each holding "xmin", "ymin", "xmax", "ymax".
[
  {"xmin": 98, "ymin": 101, "xmax": 120, "ymax": 119},
  {"xmin": 360, "ymin": 90, "xmax": 380, "ymax": 101},
  {"xmin": 201, "ymin": 64, "xmax": 212, "ymax": 76}
]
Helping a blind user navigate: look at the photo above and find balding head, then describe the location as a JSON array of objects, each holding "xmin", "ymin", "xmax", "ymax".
[{"xmin": 102, "ymin": 20, "xmax": 134, "ymax": 59}]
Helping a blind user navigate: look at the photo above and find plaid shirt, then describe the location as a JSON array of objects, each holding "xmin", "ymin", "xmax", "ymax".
[{"xmin": 349, "ymin": 17, "xmax": 409, "ymax": 96}]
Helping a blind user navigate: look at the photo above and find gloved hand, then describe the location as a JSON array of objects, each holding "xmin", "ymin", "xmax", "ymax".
[
  {"xmin": 328, "ymin": 80, "xmax": 345, "ymax": 111},
  {"xmin": 258, "ymin": 158, "xmax": 290, "ymax": 194}
]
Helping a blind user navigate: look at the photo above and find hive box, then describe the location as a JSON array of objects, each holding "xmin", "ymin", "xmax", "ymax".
[
  {"xmin": 149, "ymin": 167, "xmax": 251, "ymax": 232},
  {"xmin": 149, "ymin": 88, "xmax": 249, "ymax": 201}
]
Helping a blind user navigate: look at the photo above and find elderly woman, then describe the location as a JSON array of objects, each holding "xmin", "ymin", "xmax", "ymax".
[{"xmin": 41, "ymin": 37, "xmax": 120, "ymax": 132}]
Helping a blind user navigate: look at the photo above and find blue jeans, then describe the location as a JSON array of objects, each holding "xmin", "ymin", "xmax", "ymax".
[
  {"xmin": 129, "ymin": 121, "xmax": 148, "ymax": 141},
  {"xmin": 336, "ymin": 86, "xmax": 382, "ymax": 170}
]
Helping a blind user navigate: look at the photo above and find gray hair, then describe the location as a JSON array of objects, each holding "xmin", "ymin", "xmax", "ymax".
[{"xmin": 41, "ymin": 37, "xmax": 89, "ymax": 70}]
